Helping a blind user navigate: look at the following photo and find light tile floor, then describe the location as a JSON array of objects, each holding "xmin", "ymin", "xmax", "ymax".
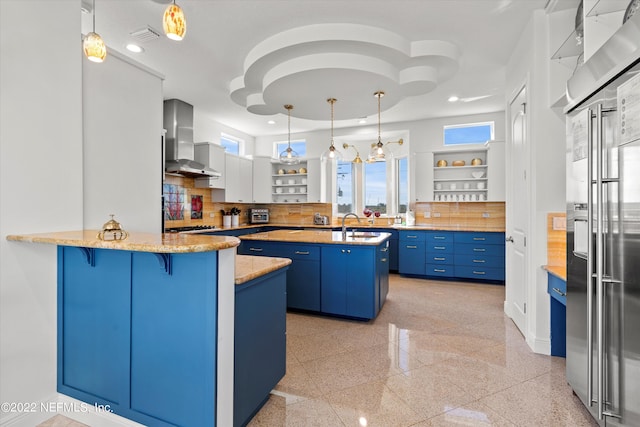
[{"xmin": 248, "ymin": 274, "xmax": 598, "ymax": 426}]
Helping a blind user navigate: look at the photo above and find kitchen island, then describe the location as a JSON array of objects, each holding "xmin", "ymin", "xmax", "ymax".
[
  {"xmin": 238, "ymin": 229, "xmax": 391, "ymax": 320},
  {"xmin": 7, "ymin": 230, "xmax": 240, "ymax": 427}
]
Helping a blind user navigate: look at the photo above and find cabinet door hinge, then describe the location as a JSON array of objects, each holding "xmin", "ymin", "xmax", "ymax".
[
  {"xmin": 524, "ymin": 236, "xmax": 527, "ymax": 247},
  {"xmin": 524, "ymin": 302, "xmax": 527, "ymax": 314},
  {"xmin": 522, "ymin": 102, "xmax": 527, "ymax": 114}
]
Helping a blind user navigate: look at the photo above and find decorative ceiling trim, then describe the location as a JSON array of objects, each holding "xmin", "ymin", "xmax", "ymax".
[{"xmin": 229, "ymin": 24, "xmax": 460, "ymax": 120}]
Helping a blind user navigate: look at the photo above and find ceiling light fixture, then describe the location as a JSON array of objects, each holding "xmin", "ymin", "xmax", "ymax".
[
  {"xmin": 163, "ymin": 0, "xmax": 186, "ymax": 41},
  {"xmin": 342, "ymin": 143, "xmax": 363, "ymax": 164},
  {"xmin": 126, "ymin": 43, "xmax": 144, "ymax": 53},
  {"xmin": 448, "ymin": 95, "xmax": 459, "ymax": 102},
  {"xmin": 368, "ymin": 91, "xmax": 390, "ymax": 162},
  {"xmin": 83, "ymin": 0, "xmax": 107, "ymax": 63},
  {"xmin": 279, "ymin": 104, "xmax": 300, "ymax": 165},
  {"xmin": 267, "ymin": 120, "xmax": 276, "ymax": 125},
  {"xmin": 321, "ymin": 98, "xmax": 343, "ymax": 163}
]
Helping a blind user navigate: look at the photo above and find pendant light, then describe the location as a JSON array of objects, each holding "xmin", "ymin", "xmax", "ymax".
[
  {"xmin": 279, "ymin": 104, "xmax": 300, "ymax": 165},
  {"xmin": 368, "ymin": 91, "xmax": 390, "ymax": 162},
  {"xmin": 321, "ymin": 98, "xmax": 343, "ymax": 162},
  {"xmin": 83, "ymin": 0, "xmax": 107, "ymax": 63},
  {"xmin": 163, "ymin": 0, "xmax": 187, "ymax": 41}
]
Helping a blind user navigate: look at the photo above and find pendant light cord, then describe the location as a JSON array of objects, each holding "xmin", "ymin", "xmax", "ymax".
[
  {"xmin": 376, "ymin": 91, "xmax": 382, "ymax": 144},
  {"xmin": 329, "ymin": 98, "xmax": 335, "ymax": 148},
  {"xmin": 92, "ymin": 0, "xmax": 96, "ymax": 31}
]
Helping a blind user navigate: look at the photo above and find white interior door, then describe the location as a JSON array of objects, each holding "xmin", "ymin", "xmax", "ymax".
[{"xmin": 506, "ymin": 85, "xmax": 529, "ymax": 335}]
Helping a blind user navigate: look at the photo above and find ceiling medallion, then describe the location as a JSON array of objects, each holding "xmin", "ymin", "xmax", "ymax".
[{"xmin": 230, "ymin": 24, "xmax": 460, "ymax": 121}]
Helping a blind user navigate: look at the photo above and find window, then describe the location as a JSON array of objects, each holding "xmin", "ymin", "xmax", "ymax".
[
  {"xmin": 444, "ymin": 122, "xmax": 494, "ymax": 146},
  {"xmin": 397, "ymin": 157, "xmax": 408, "ymax": 213},
  {"xmin": 364, "ymin": 161, "xmax": 387, "ymax": 214},
  {"xmin": 275, "ymin": 140, "xmax": 307, "ymax": 158},
  {"xmin": 336, "ymin": 160, "xmax": 354, "ymax": 214},
  {"xmin": 221, "ymin": 133, "xmax": 243, "ymax": 155}
]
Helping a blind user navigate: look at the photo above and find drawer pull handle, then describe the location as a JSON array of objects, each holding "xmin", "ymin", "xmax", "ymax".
[
  {"xmin": 434, "ymin": 268, "xmax": 446, "ymax": 273},
  {"xmin": 434, "ymin": 246, "xmax": 446, "ymax": 250},
  {"xmin": 250, "ymin": 248, "xmax": 263, "ymax": 252},
  {"xmin": 295, "ymin": 251, "xmax": 310, "ymax": 255},
  {"xmin": 434, "ymin": 236, "xmax": 446, "ymax": 240},
  {"xmin": 381, "ymin": 247, "xmax": 389, "ymax": 252},
  {"xmin": 434, "ymin": 257, "xmax": 446, "ymax": 261},
  {"xmin": 341, "ymin": 249, "xmax": 351, "ymax": 254},
  {"xmin": 406, "ymin": 245, "xmax": 418, "ymax": 249},
  {"xmin": 407, "ymin": 235, "xmax": 418, "ymax": 239},
  {"xmin": 473, "ymin": 248, "xmax": 486, "ymax": 252},
  {"xmin": 473, "ymin": 237, "xmax": 486, "ymax": 241},
  {"xmin": 380, "ymin": 258, "xmax": 388, "ymax": 262},
  {"xmin": 473, "ymin": 271, "xmax": 486, "ymax": 275},
  {"xmin": 552, "ymin": 287, "xmax": 566, "ymax": 297},
  {"xmin": 473, "ymin": 259, "xmax": 486, "ymax": 263}
]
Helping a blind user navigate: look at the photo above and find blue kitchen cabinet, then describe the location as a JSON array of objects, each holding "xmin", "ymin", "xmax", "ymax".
[
  {"xmin": 378, "ymin": 241, "xmax": 390, "ymax": 310},
  {"xmin": 238, "ymin": 241, "xmax": 321, "ymax": 311},
  {"xmin": 547, "ymin": 272, "xmax": 566, "ymax": 357},
  {"xmin": 366, "ymin": 228, "xmax": 399, "ymax": 271},
  {"xmin": 321, "ymin": 245, "xmax": 378, "ymax": 319},
  {"xmin": 206, "ymin": 227, "xmax": 263, "ymax": 237},
  {"xmin": 454, "ymin": 232, "xmax": 505, "ymax": 281},
  {"xmin": 425, "ymin": 231, "xmax": 454, "ymax": 277},
  {"xmin": 398, "ymin": 231, "xmax": 426, "ymax": 275},
  {"xmin": 235, "ymin": 268, "xmax": 288, "ymax": 426},
  {"xmin": 58, "ymin": 247, "xmax": 219, "ymax": 427}
]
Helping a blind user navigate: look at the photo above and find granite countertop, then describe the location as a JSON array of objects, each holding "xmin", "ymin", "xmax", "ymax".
[
  {"xmin": 196, "ymin": 223, "xmax": 506, "ymax": 233},
  {"xmin": 544, "ymin": 265, "xmax": 567, "ymax": 281},
  {"xmin": 239, "ymin": 229, "xmax": 391, "ymax": 245},
  {"xmin": 6, "ymin": 230, "xmax": 240, "ymax": 253},
  {"xmin": 235, "ymin": 255, "xmax": 292, "ymax": 285}
]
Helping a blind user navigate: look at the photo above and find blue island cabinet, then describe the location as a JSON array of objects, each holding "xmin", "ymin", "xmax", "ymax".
[
  {"xmin": 58, "ymin": 246, "xmax": 219, "ymax": 427},
  {"xmin": 320, "ymin": 245, "xmax": 379, "ymax": 319}
]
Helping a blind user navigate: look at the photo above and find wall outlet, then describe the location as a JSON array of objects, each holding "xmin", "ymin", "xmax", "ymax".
[
  {"xmin": 553, "ymin": 216, "xmax": 566, "ymax": 230},
  {"xmin": 433, "ymin": 212, "xmax": 441, "ymax": 218},
  {"xmin": 482, "ymin": 212, "xmax": 490, "ymax": 218},
  {"xmin": 210, "ymin": 212, "xmax": 215, "ymax": 218},
  {"xmin": 423, "ymin": 211, "xmax": 431, "ymax": 218}
]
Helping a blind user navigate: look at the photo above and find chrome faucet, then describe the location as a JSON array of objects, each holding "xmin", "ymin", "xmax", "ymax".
[{"xmin": 341, "ymin": 212, "xmax": 361, "ymax": 240}]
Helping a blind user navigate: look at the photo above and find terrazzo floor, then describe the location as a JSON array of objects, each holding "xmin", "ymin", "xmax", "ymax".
[
  {"xmin": 40, "ymin": 274, "xmax": 598, "ymax": 426},
  {"xmin": 248, "ymin": 274, "xmax": 598, "ymax": 426}
]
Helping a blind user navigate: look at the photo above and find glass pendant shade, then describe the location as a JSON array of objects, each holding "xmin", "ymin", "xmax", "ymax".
[
  {"xmin": 279, "ymin": 104, "xmax": 300, "ymax": 165},
  {"xmin": 83, "ymin": 32, "xmax": 106, "ymax": 63},
  {"xmin": 163, "ymin": 2, "xmax": 186, "ymax": 41},
  {"xmin": 368, "ymin": 90, "xmax": 389, "ymax": 162}
]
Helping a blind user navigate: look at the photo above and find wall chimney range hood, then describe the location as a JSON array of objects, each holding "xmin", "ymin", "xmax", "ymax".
[{"xmin": 163, "ymin": 99, "xmax": 221, "ymax": 178}]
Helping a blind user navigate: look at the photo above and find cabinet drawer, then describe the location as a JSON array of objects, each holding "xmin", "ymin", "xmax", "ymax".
[
  {"xmin": 548, "ymin": 274, "xmax": 567, "ymax": 306},
  {"xmin": 399, "ymin": 231, "xmax": 426, "ymax": 242},
  {"xmin": 454, "ymin": 254, "xmax": 504, "ymax": 269},
  {"xmin": 455, "ymin": 265, "xmax": 504, "ymax": 281},
  {"xmin": 278, "ymin": 244, "xmax": 320, "ymax": 261},
  {"xmin": 425, "ymin": 264, "xmax": 455, "ymax": 277},
  {"xmin": 427, "ymin": 242, "xmax": 454, "ymax": 254},
  {"xmin": 455, "ymin": 243, "xmax": 504, "ymax": 257},
  {"xmin": 427, "ymin": 253, "xmax": 453, "ymax": 264},
  {"xmin": 426, "ymin": 231, "xmax": 453, "ymax": 244},
  {"xmin": 454, "ymin": 232, "xmax": 505, "ymax": 245}
]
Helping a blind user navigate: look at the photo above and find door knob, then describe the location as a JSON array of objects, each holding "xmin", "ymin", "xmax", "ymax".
[{"xmin": 506, "ymin": 236, "xmax": 514, "ymax": 243}]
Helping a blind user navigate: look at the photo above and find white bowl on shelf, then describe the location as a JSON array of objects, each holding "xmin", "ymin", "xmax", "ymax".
[
  {"xmin": 275, "ymin": 188, "xmax": 283, "ymax": 193},
  {"xmin": 471, "ymin": 171, "xmax": 485, "ymax": 179},
  {"xmin": 477, "ymin": 182, "xmax": 486, "ymax": 190},
  {"xmin": 275, "ymin": 179, "xmax": 283, "ymax": 185}
]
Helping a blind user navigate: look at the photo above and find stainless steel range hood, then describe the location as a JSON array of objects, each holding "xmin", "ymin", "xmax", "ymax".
[{"xmin": 163, "ymin": 99, "xmax": 221, "ymax": 178}]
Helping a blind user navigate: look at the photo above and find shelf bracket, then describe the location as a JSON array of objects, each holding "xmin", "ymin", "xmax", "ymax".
[
  {"xmin": 75, "ymin": 247, "xmax": 95, "ymax": 267},
  {"xmin": 154, "ymin": 253, "xmax": 172, "ymax": 275}
]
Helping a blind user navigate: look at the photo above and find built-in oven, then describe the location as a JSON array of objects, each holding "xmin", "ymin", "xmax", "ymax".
[{"xmin": 249, "ymin": 208, "xmax": 269, "ymax": 224}]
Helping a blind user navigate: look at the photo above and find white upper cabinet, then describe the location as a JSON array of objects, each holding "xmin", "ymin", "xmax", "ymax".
[
  {"xmin": 194, "ymin": 142, "xmax": 226, "ymax": 189},
  {"xmin": 252, "ymin": 157, "xmax": 272, "ymax": 203},
  {"xmin": 212, "ymin": 153, "xmax": 253, "ymax": 203}
]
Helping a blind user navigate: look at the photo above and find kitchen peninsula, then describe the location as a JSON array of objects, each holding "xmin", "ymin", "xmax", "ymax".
[
  {"xmin": 238, "ymin": 229, "xmax": 391, "ymax": 319},
  {"xmin": 6, "ymin": 230, "xmax": 240, "ymax": 427}
]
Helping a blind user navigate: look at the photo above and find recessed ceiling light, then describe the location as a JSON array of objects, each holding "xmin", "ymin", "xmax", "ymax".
[
  {"xmin": 126, "ymin": 44, "xmax": 145, "ymax": 53},
  {"xmin": 358, "ymin": 118, "xmax": 367, "ymax": 124},
  {"xmin": 267, "ymin": 120, "xmax": 276, "ymax": 125},
  {"xmin": 448, "ymin": 95, "xmax": 459, "ymax": 102}
]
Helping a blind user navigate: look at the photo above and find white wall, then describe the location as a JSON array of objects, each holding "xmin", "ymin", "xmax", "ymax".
[
  {"xmin": 194, "ymin": 110, "xmax": 256, "ymax": 156},
  {"xmin": 82, "ymin": 52, "xmax": 163, "ymax": 233},
  {"xmin": 505, "ymin": 10, "xmax": 567, "ymax": 354},
  {"xmin": 0, "ymin": 0, "xmax": 83, "ymax": 423}
]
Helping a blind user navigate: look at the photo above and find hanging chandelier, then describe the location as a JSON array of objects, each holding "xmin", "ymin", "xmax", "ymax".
[
  {"xmin": 83, "ymin": 0, "xmax": 107, "ymax": 63},
  {"xmin": 279, "ymin": 104, "xmax": 300, "ymax": 165},
  {"xmin": 321, "ymin": 98, "xmax": 343, "ymax": 162},
  {"xmin": 163, "ymin": 0, "xmax": 187, "ymax": 41},
  {"xmin": 368, "ymin": 91, "xmax": 390, "ymax": 162}
]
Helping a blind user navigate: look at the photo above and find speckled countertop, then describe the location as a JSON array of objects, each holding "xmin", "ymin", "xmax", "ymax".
[
  {"xmin": 544, "ymin": 265, "xmax": 567, "ymax": 281},
  {"xmin": 199, "ymin": 223, "xmax": 505, "ymax": 233},
  {"xmin": 6, "ymin": 230, "xmax": 240, "ymax": 253},
  {"xmin": 235, "ymin": 255, "xmax": 292, "ymax": 285},
  {"xmin": 239, "ymin": 229, "xmax": 390, "ymax": 245}
]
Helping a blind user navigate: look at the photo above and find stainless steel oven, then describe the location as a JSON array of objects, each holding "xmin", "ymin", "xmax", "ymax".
[{"xmin": 249, "ymin": 208, "xmax": 269, "ymax": 224}]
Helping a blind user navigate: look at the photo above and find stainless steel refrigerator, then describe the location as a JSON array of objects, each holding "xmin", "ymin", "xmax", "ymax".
[{"xmin": 565, "ymin": 12, "xmax": 640, "ymax": 427}]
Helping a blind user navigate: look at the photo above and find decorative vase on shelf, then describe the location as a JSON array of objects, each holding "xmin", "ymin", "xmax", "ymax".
[
  {"xmin": 231, "ymin": 214, "xmax": 240, "ymax": 227},
  {"xmin": 223, "ymin": 215, "xmax": 231, "ymax": 228}
]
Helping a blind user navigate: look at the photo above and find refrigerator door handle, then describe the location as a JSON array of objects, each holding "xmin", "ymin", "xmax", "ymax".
[
  {"xmin": 586, "ymin": 107, "xmax": 595, "ymax": 407},
  {"xmin": 595, "ymin": 103, "xmax": 605, "ymax": 421}
]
